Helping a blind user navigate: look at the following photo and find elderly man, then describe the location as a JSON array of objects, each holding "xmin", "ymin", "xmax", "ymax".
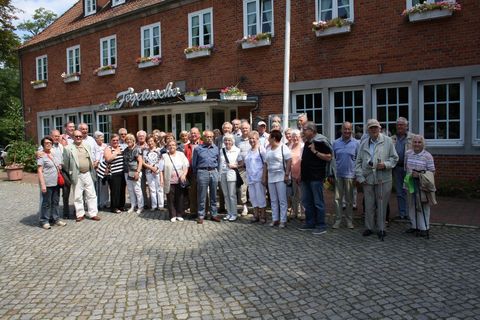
[
  {"xmin": 236, "ymin": 120, "xmax": 251, "ymax": 215},
  {"xmin": 78, "ymin": 123, "xmax": 96, "ymax": 152},
  {"xmin": 257, "ymin": 121, "xmax": 270, "ymax": 149},
  {"xmin": 192, "ymin": 130, "xmax": 221, "ymax": 224},
  {"xmin": 232, "ymin": 119, "xmax": 242, "ymax": 137},
  {"xmin": 391, "ymin": 117, "xmax": 414, "ymax": 220},
  {"xmin": 136, "ymin": 130, "xmax": 150, "ymax": 208},
  {"xmin": 332, "ymin": 122, "xmax": 359, "ymax": 229},
  {"xmin": 64, "ymin": 130, "xmax": 101, "ymax": 222},
  {"xmin": 184, "ymin": 127, "xmax": 203, "ymax": 217},
  {"xmin": 298, "ymin": 122, "xmax": 333, "ymax": 235},
  {"xmin": 355, "ymin": 119, "xmax": 398, "ymax": 240},
  {"xmin": 118, "ymin": 128, "xmax": 128, "ymax": 149},
  {"xmin": 61, "ymin": 121, "xmax": 75, "ymax": 146}
]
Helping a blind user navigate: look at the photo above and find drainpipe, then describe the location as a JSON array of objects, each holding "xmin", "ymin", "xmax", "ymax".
[{"xmin": 282, "ymin": 0, "xmax": 291, "ymax": 126}]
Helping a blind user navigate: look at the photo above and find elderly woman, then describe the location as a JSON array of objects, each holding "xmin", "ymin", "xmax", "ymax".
[
  {"xmin": 284, "ymin": 128, "xmax": 293, "ymax": 147},
  {"xmin": 177, "ymin": 130, "xmax": 189, "ymax": 152},
  {"xmin": 289, "ymin": 129, "xmax": 305, "ymax": 220},
  {"xmin": 103, "ymin": 134, "xmax": 126, "ymax": 213},
  {"xmin": 163, "ymin": 140, "xmax": 189, "ymax": 222},
  {"xmin": 405, "ymin": 135, "xmax": 435, "ymax": 237},
  {"xmin": 219, "ymin": 133, "xmax": 241, "ymax": 221},
  {"xmin": 123, "ymin": 133, "xmax": 144, "ymax": 214},
  {"xmin": 93, "ymin": 131, "xmax": 109, "ymax": 209},
  {"xmin": 263, "ymin": 130, "xmax": 292, "ymax": 228},
  {"xmin": 143, "ymin": 134, "xmax": 164, "ymax": 211},
  {"xmin": 37, "ymin": 136, "xmax": 67, "ymax": 229},
  {"xmin": 242, "ymin": 130, "xmax": 267, "ymax": 223}
]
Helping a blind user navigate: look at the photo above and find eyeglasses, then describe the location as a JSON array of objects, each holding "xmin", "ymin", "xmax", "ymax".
[
  {"xmin": 74, "ymin": 135, "xmax": 82, "ymax": 138},
  {"xmin": 44, "ymin": 142, "xmax": 52, "ymax": 145},
  {"xmin": 111, "ymin": 139, "xmax": 119, "ymax": 142}
]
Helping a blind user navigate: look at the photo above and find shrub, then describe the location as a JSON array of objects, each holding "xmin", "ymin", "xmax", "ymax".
[
  {"xmin": 436, "ymin": 177, "xmax": 480, "ymax": 199},
  {"xmin": 6, "ymin": 140, "xmax": 38, "ymax": 173}
]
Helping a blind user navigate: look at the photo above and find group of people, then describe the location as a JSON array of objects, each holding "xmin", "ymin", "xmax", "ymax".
[{"xmin": 36, "ymin": 115, "xmax": 436, "ymax": 240}]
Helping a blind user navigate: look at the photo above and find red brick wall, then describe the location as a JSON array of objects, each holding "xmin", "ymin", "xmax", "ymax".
[{"xmin": 434, "ymin": 155, "xmax": 480, "ymax": 183}]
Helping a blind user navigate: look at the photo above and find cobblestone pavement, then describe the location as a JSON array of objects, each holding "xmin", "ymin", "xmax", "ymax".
[{"xmin": 1, "ymin": 181, "xmax": 479, "ymax": 320}]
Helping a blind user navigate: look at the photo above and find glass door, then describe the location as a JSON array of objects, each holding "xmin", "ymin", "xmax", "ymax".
[
  {"xmin": 212, "ymin": 109, "xmax": 225, "ymax": 131},
  {"xmin": 152, "ymin": 114, "xmax": 172, "ymax": 132},
  {"xmin": 185, "ymin": 112, "xmax": 206, "ymax": 132}
]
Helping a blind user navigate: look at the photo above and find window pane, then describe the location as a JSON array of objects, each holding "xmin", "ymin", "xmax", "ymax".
[
  {"xmin": 296, "ymin": 95, "xmax": 304, "ymax": 109},
  {"xmin": 449, "ymin": 83, "xmax": 460, "ymax": 101},
  {"xmin": 437, "ymin": 122, "xmax": 447, "ymax": 139},
  {"xmin": 388, "ymin": 88, "xmax": 397, "ymax": 105},
  {"xmin": 424, "ymin": 122, "xmax": 435, "ymax": 139},
  {"xmin": 344, "ymin": 91, "xmax": 352, "ymax": 106},
  {"xmin": 436, "ymin": 84, "xmax": 447, "ymax": 102},
  {"xmin": 345, "ymin": 108, "xmax": 353, "ymax": 121},
  {"xmin": 376, "ymin": 89, "xmax": 386, "ymax": 105},
  {"xmin": 424, "ymin": 105, "xmax": 435, "ymax": 120},
  {"xmin": 437, "ymin": 103, "xmax": 446, "ymax": 120},
  {"xmin": 377, "ymin": 106, "xmax": 386, "ymax": 122},
  {"xmin": 399, "ymin": 87, "xmax": 408, "ymax": 103},
  {"xmin": 305, "ymin": 94, "xmax": 313, "ymax": 107},
  {"xmin": 334, "ymin": 92, "xmax": 342, "ymax": 107},
  {"xmin": 449, "ymin": 122, "xmax": 460, "ymax": 139},
  {"xmin": 354, "ymin": 91, "xmax": 363, "ymax": 106},
  {"xmin": 424, "ymin": 85, "xmax": 434, "ymax": 103},
  {"xmin": 448, "ymin": 103, "xmax": 460, "ymax": 120},
  {"xmin": 388, "ymin": 106, "xmax": 397, "ymax": 122}
]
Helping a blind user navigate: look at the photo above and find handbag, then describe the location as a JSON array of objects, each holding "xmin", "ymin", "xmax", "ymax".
[
  {"xmin": 168, "ymin": 153, "xmax": 190, "ymax": 189},
  {"xmin": 281, "ymin": 146, "xmax": 292, "ymax": 186},
  {"xmin": 222, "ymin": 148, "xmax": 243, "ymax": 188},
  {"xmin": 47, "ymin": 153, "xmax": 67, "ymax": 187}
]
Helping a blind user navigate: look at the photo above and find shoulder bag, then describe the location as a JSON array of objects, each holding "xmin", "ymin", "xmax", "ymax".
[
  {"xmin": 168, "ymin": 153, "xmax": 190, "ymax": 189},
  {"xmin": 223, "ymin": 148, "xmax": 243, "ymax": 188}
]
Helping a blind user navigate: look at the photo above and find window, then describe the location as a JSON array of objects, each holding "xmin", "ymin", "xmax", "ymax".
[
  {"xmin": 374, "ymin": 86, "xmax": 410, "ymax": 136},
  {"xmin": 66, "ymin": 45, "xmax": 81, "ymax": 74},
  {"xmin": 243, "ymin": 0, "xmax": 274, "ymax": 36},
  {"xmin": 100, "ymin": 35, "xmax": 117, "ymax": 67},
  {"xmin": 41, "ymin": 117, "xmax": 50, "ymax": 137},
  {"xmin": 420, "ymin": 82, "xmax": 463, "ymax": 144},
  {"xmin": 141, "ymin": 23, "xmax": 161, "ymax": 58},
  {"xmin": 331, "ymin": 89, "xmax": 364, "ymax": 140},
  {"xmin": 112, "ymin": 0, "xmax": 125, "ymax": 6},
  {"xmin": 82, "ymin": 113, "xmax": 94, "ymax": 135},
  {"xmin": 67, "ymin": 114, "xmax": 78, "ymax": 126},
  {"xmin": 54, "ymin": 116, "xmax": 63, "ymax": 132},
  {"xmin": 316, "ymin": 0, "xmax": 354, "ymax": 21},
  {"xmin": 293, "ymin": 92, "xmax": 323, "ymax": 134},
  {"xmin": 97, "ymin": 115, "xmax": 112, "ymax": 142},
  {"xmin": 85, "ymin": 0, "xmax": 96, "ymax": 16},
  {"xmin": 407, "ymin": 0, "xmax": 450, "ymax": 9},
  {"xmin": 188, "ymin": 8, "xmax": 213, "ymax": 47},
  {"xmin": 474, "ymin": 81, "xmax": 480, "ymax": 144},
  {"xmin": 36, "ymin": 55, "xmax": 48, "ymax": 81}
]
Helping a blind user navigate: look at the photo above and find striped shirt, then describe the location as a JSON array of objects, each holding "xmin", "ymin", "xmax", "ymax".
[
  {"xmin": 98, "ymin": 146, "xmax": 124, "ymax": 178},
  {"xmin": 405, "ymin": 149, "xmax": 435, "ymax": 173}
]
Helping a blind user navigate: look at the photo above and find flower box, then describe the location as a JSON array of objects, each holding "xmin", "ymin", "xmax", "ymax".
[
  {"xmin": 185, "ymin": 49, "xmax": 211, "ymax": 59},
  {"xmin": 407, "ymin": 9, "xmax": 453, "ymax": 22},
  {"xmin": 97, "ymin": 68, "xmax": 116, "ymax": 77},
  {"xmin": 137, "ymin": 60, "xmax": 160, "ymax": 69},
  {"xmin": 32, "ymin": 82, "xmax": 47, "ymax": 89},
  {"xmin": 241, "ymin": 38, "xmax": 271, "ymax": 49},
  {"xmin": 220, "ymin": 93, "xmax": 247, "ymax": 101},
  {"xmin": 315, "ymin": 24, "xmax": 351, "ymax": 37},
  {"xmin": 63, "ymin": 75, "xmax": 80, "ymax": 83},
  {"xmin": 185, "ymin": 95, "xmax": 207, "ymax": 102}
]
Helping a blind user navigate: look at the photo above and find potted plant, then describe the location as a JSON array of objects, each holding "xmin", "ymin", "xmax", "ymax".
[
  {"xmin": 3, "ymin": 141, "xmax": 37, "ymax": 181},
  {"xmin": 402, "ymin": 1, "xmax": 461, "ymax": 22},
  {"xmin": 185, "ymin": 88, "xmax": 207, "ymax": 102},
  {"xmin": 220, "ymin": 86, "xmax": 247, "ymax": 101},
  {"xmin": 94, "ymin": 65, "xmax": 116, "ymax": 76},
  {"xmin": 312, "ymin": 17, "xmax": 352, "ymax": 37},
  {"xmin": 184, "ymin": 45, "xmax": 212, "ymax": 59},
  {"xmin": 61, "ymin": 72, "xmax": 81, "ymax": 83},
  {"xmin": 237, "ymin": 32, "xmax": 272, "ymax": 49},
  {"xmin": 30, "ymin": 79, "xmax": 47, "ymax": 89},
  {"xmin": 136, "ymin": 56, "xmax": 162, "ymax": 69}
]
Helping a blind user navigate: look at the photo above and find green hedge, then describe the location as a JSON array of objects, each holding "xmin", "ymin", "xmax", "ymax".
[
  {"xmin": 436, "ymin": 177, "xmax": 480, "ymax": 199},
  {"xmin": 6, "ymin": 140, "xmax": 38, "ymax": 173}
]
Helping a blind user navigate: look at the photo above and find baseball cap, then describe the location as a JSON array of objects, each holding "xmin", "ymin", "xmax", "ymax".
[{"xmin": 367, "ymin": 119, "xmax": 381, "ymax": 129}]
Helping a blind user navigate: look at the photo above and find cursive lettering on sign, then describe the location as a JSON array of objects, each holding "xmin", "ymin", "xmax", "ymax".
[{"xmin": 115, "ymin": 82, "xmax": 181, "ymax": 109}]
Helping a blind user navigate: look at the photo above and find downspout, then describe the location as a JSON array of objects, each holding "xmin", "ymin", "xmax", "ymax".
[
  {"xmin": 18, "ymin": 51, "xmax": 26, "ymax": 142},
  {"xmin": 282, "ymin": 0, "xmax": 291, "ymax": 126}
]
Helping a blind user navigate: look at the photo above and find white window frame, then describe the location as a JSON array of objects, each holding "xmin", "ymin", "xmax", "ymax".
[
  {"xmin": 407, "ymin": 0, "xmax": 455, "ymax": 10},
  {"xmin": 472, "ymin": 79, "xmax": 480, "ymax": 146},
  {"xmin": 419, "ymin": 80, "xmax": 464, "ymax": 146},
  {"xmin": 66, "ymin": 45, "xmax": 81, "ymax": 75},
  {"xmin": 316, "ymin": 0, "xmax": 354, "ymax": 22},
  {"xmin": 99, "ymin": 35, "xmax": 117, "ymax": 67},
  {"xmin": 140, "ymin": 22, "xmax": 161, "ymax": 58},
  {"xmin": 35, "ymin": 55, "xmax": 48, "ymax": 81},
  {"xmin": 84, "ymin": 0, "xmax": 96, "ymax": 16},
  {"xmin": 97, "ymin": 114, "xmax": 112, "ymax": 142},
  {"xmin": 243, "ymin": 0, "xmax": 274, "ymax": 37},
  {"xmin": 112, "ymin": 0, "xmax": 125, "ymax": 7},
  {"xmin": 188, "ymin": 8, "xmax": 214, "ymax": 48},
  {"xmin": 329, "ymin": 87, "xmax": 365, "ymax": 140},
  {"xmin": 292, "ymin": 90, "xmax": 324, "ymax": 134},
  {"xmin": 372, "ymin": 84, "xmax": 412, "ymax": 136},
  {"xmin": 54, "ymin": 116, "xmax": 64, "ymax": 132},
  {"xmin": 41, "ymin": 117, "xmax": 51, "ymax": 137}
]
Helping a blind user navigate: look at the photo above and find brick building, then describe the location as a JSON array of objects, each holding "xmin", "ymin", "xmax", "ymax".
[{"xmin": 18, "ymin": 0, "xmax": 480, "ymax": 182}]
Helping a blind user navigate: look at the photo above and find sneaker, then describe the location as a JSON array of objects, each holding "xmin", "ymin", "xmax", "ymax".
[
  {"xmin": 279, "ymin": 222, "xmax": 286, "ymax": 228},
  {"xmin": 241, "ymin": 205, "xmax": 248, "ymax": 216},
  {"xmin": 297, "ymin": 224, "xmax": 315, "ymax": 231},
  {"xmin": 269, "ymin": 221, "xmax": 279, "ymax": 227},
  {"xmin": 127, "ymin": 207, "xmax": 135, "ymax": 214},
  {"xmin": 347, "ymin": 222, "xmax": 354, "ymax": 229},
  {"xmin": 332, "ymin": 221, "xmax": 341, "ymax": 229},
  {"xmin": 176, "ymin": 217, "xmax": 184, "ymax": 222},
  {"xmin": 223, "ymin": 215, "xmax": 231, "ymax": 221},
  {"xmin": 312, "ymin": 228, "xmax": 326, "ymax": 235},
  {"xmin": 136, "ymin": 208, "xmax": 143, "ymax": 214},
  {"xmin": 42, "ymin": 223, "xmax": 51, "ymax": 230},
  {"xmin": 228, "ymin": 216, "xmax": 238, "ymax": 222},
  {"xmin": 54, "ymin": 220, "xmax": 67, "ymax": 227},
  {"xmin": 170, "ymin": 217, "xmax": 176, "ymax": 222}
]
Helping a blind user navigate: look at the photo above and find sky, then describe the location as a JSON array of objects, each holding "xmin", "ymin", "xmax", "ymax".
[{"xmin": 12, "ymin": 0, "xmax": 78, "ymax": 36}]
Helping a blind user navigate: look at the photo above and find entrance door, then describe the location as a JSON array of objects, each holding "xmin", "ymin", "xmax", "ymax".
[
  {"xmin": 185, "ymin": 112, "xmax": 206, "ymax": 132},
  {"xmin": 152, "ymin": 114, "xmax": 172, "ymax": 132},
  {"xmin": 212, "ymin": 109, "xmax": 225, "ymax": 131}
]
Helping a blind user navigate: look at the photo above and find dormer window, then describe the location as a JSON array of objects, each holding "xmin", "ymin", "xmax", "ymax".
[
  {"xmin": 112, "ymin": 0, "xmax": 126, "ymax": 7},
  {"xmin": 85, "ymin": 0, "xmax": 96, "ymax": 16}
]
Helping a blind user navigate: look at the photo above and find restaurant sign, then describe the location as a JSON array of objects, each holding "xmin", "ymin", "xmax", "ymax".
[{"xmin": 113, "ymin": 82, "xmax": 181, "ymax": 109}]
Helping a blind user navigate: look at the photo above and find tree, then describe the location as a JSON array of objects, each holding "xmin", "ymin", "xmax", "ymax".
[
  {"xmin": 17, "ymin": 7, "xmax": 57, "ymax": 41},
  {"xmin": 0, "ymin": 96, "xmax": 26, "ymax": 145},
  {"xmin": 0, "ymin": 0, "xmax": 20, "ymax": 67}
]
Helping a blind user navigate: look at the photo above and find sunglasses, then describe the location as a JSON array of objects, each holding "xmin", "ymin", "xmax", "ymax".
[{"xmin": 74, "ymin": 135, "xmax": 82, "ymax": 138}]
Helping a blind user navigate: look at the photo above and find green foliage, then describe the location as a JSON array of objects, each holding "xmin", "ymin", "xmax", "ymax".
[
  {"xmin": 0, "ymin": 0, "xmax": 20, "ymax": 67},
  {"xmin": 6, "ymin": 140, "xmax": 37, "ymax": 173},
  {"xmin": 0, "ymin": 67, "xmax": 21, "ymax": 116},
  {"xmin": 17, "ymin": 8, "xmax": 57, "ymax": 41},
  {"xmin": 437, "ymin": 177, "xmax": 480, "ymax": 199},
  {"xmin": 0, "ymin": 96, "xmax": 25, "ymax": 146}
]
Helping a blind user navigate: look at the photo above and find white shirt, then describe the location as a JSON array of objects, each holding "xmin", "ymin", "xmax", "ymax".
[
  {"xmin": 219, "ymin": 146, "xmax": 241, "ymax": 181},
  {"xmin": 244, "ymin": 146, "xmax": 266, "ymax": 184},
  {"xmin": 266, "ymin": 145, "xmax": 291, "ymax": 183},
  {"xmin": 83, "ymin": 136, "xmax": 97, "ymax": 159}
]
